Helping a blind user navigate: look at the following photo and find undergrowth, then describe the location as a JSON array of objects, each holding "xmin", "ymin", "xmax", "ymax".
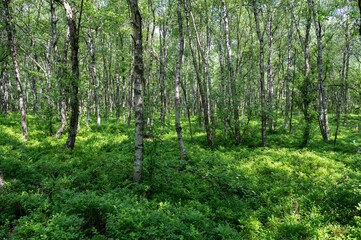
[{"xmin": 1, "ymin": 112, "xmax": 361, "ymax": 239}]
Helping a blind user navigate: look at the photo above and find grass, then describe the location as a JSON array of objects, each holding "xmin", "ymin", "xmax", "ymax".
[{"xmin": 1, "ymin": 112, "xmax": 361, "ymax": 239}]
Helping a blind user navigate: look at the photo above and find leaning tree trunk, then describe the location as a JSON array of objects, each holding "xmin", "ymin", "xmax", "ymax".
[
  {"xmin": 184, "ymin": 1, "xmax": 212, "ymax": 146},
  {"xmin": 57, "ymin": 0, "xmax": 82, "ymax": 149},
  {"xmin": 174, "ymin": 0, "xmax": 187, "ymax": 161},
  {"xmin": 128, "ymin": 0, "xmax": 144, "ymax": 184},
  {"xmin": 3, "ymin": 0, "xmax": 28, "ymax": 140}
]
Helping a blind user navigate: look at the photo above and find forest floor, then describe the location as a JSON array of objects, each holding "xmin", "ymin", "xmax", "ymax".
[{"xmin": 1, "ymin": 113, "xmax": 361, "ymax": 239}]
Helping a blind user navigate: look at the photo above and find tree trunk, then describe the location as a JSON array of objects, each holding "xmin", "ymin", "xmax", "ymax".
[
  {"xmin": 266, "ymin": 10, "xmax": 275, "ymax": 131},
  {"xmin": 58, "ymin": 0, "xmax": 82, "ymax": 149},
  {"xmin": 145, "ymin": 0, "xmax": 155, "ymax": 130},
  {"xmin": 222, "ymin": 0, "xmax": 240, "ymax": 145},
  {"xmin": 180, "ymin": 68, "xmax": 193, "ymax": 145},
  {"xmin": 128, "ymin": 0, "xmax": 144, "ymax": 184},
  {"xmin": 184, "ymin": 1, "xmax": 212, "ymax": 146},
  {"xmin": 115, "ymin": 37, "xmax": 121, "ymax": 122},
  {"xmin": 29, "ymin": 41, "xmax": 38, "ymax": 115},
  {"xmin": 108, "ymin": 41, "xmax": 114, "ymax": 116},
  {"xmin": 175, "ymin": 0, "xmax": 187, "ymax": 160},
  {"xmin": 127, "ymin": 62, "xmax": 133, "ymax": 128},
  {"xmin": 284, "ymin": 18, "xmax": 293, "ymax": 129},
  {"xmin": 205, "ymin": 2, "xmax": 215, "ymax": 145},
  {"xmin": 86, "ymin": 29, "xmax": 101, "ymax": 126},
  {"xmin": 50, "ymin": 0, "xmax": 67, "ymax": 137},
  {"xmin": 122, "ymin": 56, "xmax": 127, "ymax": 124},
  {"xmin": 343, "ymin": 18, "xmax": 351, "ymax": 125},
  {"xmin": 158, "ymin": 3, "xmax": 171, "ymax": 127},
  {"xmin": 3, "ymin": 0, "xmax": 28, "ymax": 140},
  {"xmin": 309, "ymin": 0, "xmax": 330, "ymax": 141},
  {"xmin": 292, "ymin": 0, "xmax": 312, "ymax": 146},
  {"xmin": 1, "ymin": 67, "xmax": 9, "ymax": 115},
  {"xmin": 102, "ymin": 40, "xmax": 108, "ymax": 120},
  {"xmin": 334, "ymin": 94, "xmax": 342, "ymax": 146},
  {"xmin": 253, "ymin": 0, "xmax": 267, "ymax": 147}
]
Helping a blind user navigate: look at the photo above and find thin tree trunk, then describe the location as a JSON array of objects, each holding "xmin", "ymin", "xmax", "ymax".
[
  {"xmin": 309, "ymin": 0, "xmax": 330, "ymax": 141},
  {"xmin": 289, "ymin": 46, "xmax": 297, "ymax": 134},
  {"xmin": 102, "ymin": 39, "xmax": 108, "ymax": 120},
  {"xmin": 334, "ymin": 94, "xmax": 342, "ymax": 146},
  {"xmin": 108, "ymin": 40, "xmax": 114, "ymax": 116},
  {"xmin": 86, "ymin": 29, "xmax": 101, "ymax": 126},
  {"xmin": 180, "ymin": 74, "xmax": 193, "ymax": 145},
  {"xmin": 284, "ymin": 17, "xmax": 293, "ymax": 129},
  {"xmin": 158, "ymin": 2, "xmax": 172, "ymax": 127},
  {"xmin": 128, "ymin": 0, "xmax": 144, "ymax": 184},
  {"xmin": 24, "ymin": 64, "xmax": 29, "ymax": 112},
  {"xmin": 222, "ymin": 0, "xmax": 240, "ymax": 144},
  {"xmin": 1, "ymin": 67, "xmax": 9, "ymax": 115},
  {"xmin": 218, "ymin": 38, "xmax": 228, "ymax": 135},
  {"xmin": 205, "ymin": 1, "xmax": 215, "ymax": 145},
  {"xmin": 86, "ymin": 73, "xmax": 93, "ymax": 122},
  {"xmin": 127, "ymin": 62, "xmax": 133, "ymax": 128},
  {"xmin": 266, "ymin": 10, "xmax": 275, "ymax": 131},
  {"xmin": 28, "ymin": 44, "xmax": 38, "ymax": 115},
  {"xmin": 50, "ymin": 0, "xmax": 67, "ymax": 137},
  {"xmin": 343, "ymin": 18, "xmax": 351, "ymax": 125},
  {"xmin": 292, "ymin": 0, "xmax": 312, "ymax": 146},
  {"xmin": 59, "ymin": 0, "xmax": 82, "ymax": 149},
  {"xmin": 175, "ymin": 0, "xmax": 186, "ymax": 160},
  {"xmin": 122, "ymin": 55, "xmax": 127, "ymax": 124},
  {"xmin": 7, "ymin": 72, "xmax": 14, "ymax": 111},
  {"xmin": 115, "ymin": 35, "xmax": 121, "ymax": 122},
  {"xmin": 253, "ymin": 0, "xmax": 267, "ymax": 147},
  {"xmin": 3, "ymin": 0, "xmax": 28, "ymax": 140},
  {"xmin": 184, "ymin": 1, "xmax": 212, "ymax": 146},
  {"xmin": 145, "ymin": 0, "xmax": 155, "ymax": 129}
]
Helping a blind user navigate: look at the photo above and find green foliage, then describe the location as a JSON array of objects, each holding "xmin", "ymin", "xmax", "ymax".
[{"xmin": 1, "ymin": 113, "xmax": 361, "ymax": 239}]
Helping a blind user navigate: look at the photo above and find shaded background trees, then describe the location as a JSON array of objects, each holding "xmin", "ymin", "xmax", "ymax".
[{"xmin": 1, "ymin": 0, "xmax": 361, "ymax": 175}]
